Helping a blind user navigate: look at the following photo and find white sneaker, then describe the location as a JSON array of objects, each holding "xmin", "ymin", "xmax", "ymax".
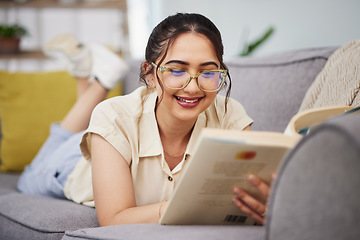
[
  {"xmin": 43, "ymin": 34, "xmax": 92, "ymax": 78},
  {"xmin": 88, "ymin": 43, "xmax": 129, "ymax": 90}
]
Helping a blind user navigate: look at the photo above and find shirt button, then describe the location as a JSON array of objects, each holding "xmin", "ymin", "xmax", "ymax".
[{"xmin": 168, "ymin": 176, "xmax": 173, "ymax": 181}]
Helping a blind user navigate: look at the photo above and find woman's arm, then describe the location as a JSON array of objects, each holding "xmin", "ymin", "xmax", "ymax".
[
  {"xmin": 243, "ymin": 125, "xmax": 251, "ymax": 131},
  {"xmin": 90, "ymin": 133, "xmax": 167, "ymax": 226}
]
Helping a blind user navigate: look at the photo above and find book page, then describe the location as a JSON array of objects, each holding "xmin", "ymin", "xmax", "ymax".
[{"xmin": 284, "ymin": 105, "xmax": 355, "ymax": 136}]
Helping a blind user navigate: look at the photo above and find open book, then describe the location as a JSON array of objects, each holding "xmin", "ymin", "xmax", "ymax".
[
  {"xmin": 284, "ymin": 105, "xmax": 356, "ymax": 136},
  {"xmin": 160, "ymin": 105, "xmax": 359, "ymax": 225}
]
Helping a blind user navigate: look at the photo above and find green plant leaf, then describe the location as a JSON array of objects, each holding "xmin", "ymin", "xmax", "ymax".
[
  {"xmin": 0, "ymin": 24, "xmax": 29, "ymax": 38},
  {"xmin": 239, "ymin": 27, "xmax": 275, "ymax": 57}
]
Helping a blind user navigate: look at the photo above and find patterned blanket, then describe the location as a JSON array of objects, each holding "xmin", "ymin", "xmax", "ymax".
[{"xmin": 299, "ymin": 40, "xmax": 360, "ymax": 111}]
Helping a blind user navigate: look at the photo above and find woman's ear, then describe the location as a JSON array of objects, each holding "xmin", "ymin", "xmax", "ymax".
[
  {"xmin": 143, "ymin": 62, "xmax": 156, "ymax": 88},
  {"xmin": 147, "ymin": 75, "xmax": 156, "ymax": 88}
]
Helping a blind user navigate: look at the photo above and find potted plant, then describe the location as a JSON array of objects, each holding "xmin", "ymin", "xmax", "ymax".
[{"xmin": 0, "ymin": 24, "xmax": 29, "ymax": 54}]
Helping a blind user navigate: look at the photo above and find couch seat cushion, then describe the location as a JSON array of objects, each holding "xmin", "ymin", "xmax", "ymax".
[
  {"xmin": 0, "ymin": 192, "xmax": 98, "ymax": 240},
  {"xmin": 0, "ymin": 172, "xmax": 19, "ymax": 195},
  {"xmin": 63, "ymin": 223, "xmax": 264, "ymax": 240}
]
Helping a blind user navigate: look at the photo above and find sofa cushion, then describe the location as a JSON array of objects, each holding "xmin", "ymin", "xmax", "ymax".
[
  {"xmin": 265, "ymin": 113, "xmax": 360, "ymax": 240},
  {"xmin": 0, "ymin": 172, "xmax": 19, "ymax": 195},
  {"xmin": 0, "ymin": 70, "xmax": 122, "ymax": 172},
  {"xmin": 225, "ymin": 47, "xmax": 337, "ymax": 132},
  {"xmin": 0, "ymin": 192, "xmax": 98, "ymax": 240},
  {"xmin": 62, "ymin": 223, "xmax": 264, "ymax": 240},
  {"xmin": 122, "ymin": 58, "xmax": 143, "ymax": 95},
  {"xmin": 0, "ymin": 71, "xmax": 76, "ymax": 172}
]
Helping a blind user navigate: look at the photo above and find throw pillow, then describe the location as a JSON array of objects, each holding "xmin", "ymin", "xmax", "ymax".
[{"xmin": 0, "ymin": 70, "xmax": 122, "ymax": 172}]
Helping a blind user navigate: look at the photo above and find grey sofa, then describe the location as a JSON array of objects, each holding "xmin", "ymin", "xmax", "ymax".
[
  {"xmin": 266, "ymin": 109, "xmax": 360, "ymax": 240},
  {"xmin": 3, "ymin": 45, "xmax": 357, "ymax": 240}
]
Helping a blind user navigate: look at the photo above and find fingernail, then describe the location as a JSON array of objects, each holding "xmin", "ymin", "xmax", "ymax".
[
  {"xmin": 233, "ymin": 187, "xmax": 243, "ymax": 196},
  {"xmin": 271, "ymin": 172, "xmax": 277, "ymax": 180},
  {"xmin": 248, "ymin": 174, "xmax": 258, "ymax": 184},
  {"xmin": 232, "ymin": 197, "xmax": 240, "ymax": 204}
]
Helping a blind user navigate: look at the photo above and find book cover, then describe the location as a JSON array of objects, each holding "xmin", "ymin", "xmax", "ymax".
[{"xmin": 160, "ymin": 129, "xmax": 299, "ymax": 225}]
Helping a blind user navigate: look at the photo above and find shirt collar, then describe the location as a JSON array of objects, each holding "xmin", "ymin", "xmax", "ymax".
[
  {"xmin": 185, "ymin": 112, "xmax": 207, "ymax": 155},
  {"xmin": 138, "ymin": 90, "xmax": 209, "ymax": 158}
]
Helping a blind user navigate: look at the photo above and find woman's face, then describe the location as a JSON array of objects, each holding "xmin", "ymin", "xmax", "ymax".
[{"xmin": 150, "ymin": 32, "xmax": 220, "ymax": 124}]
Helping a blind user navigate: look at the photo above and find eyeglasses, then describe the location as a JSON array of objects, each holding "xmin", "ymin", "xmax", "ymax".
[{"xmin": 151, "ymin": 62, "xmax": 227, "ymax": 92}]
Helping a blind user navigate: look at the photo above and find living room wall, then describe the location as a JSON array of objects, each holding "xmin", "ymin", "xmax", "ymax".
[
  {"xmin": 129, "ymin": 0, "xmax": 360, "ymax": 60},
  {"xmin": 1, "ymin": 0, "xmax": 359, "ymax": 71}
]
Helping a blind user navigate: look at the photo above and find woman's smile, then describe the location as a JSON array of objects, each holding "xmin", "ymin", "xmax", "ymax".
[{"xmin": 174, "ymin": 95, "xmax": 204, "ymax": 108}]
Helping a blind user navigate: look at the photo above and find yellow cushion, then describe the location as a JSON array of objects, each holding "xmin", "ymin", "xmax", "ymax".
[{"xmin": 0, "ymin": 70, "xmax": 121, "ymax": 172}]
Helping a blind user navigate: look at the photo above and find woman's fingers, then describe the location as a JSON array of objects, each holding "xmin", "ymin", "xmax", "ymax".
[
  {"xmin": 232, "ymin": 188, "xmax": 265, "ymax": 225},
  {"xmin": 247, "ymin": 174, "xmax": 270, "ymax": 199},
  {"xmin": 232, "ymin": 174, "xmax": 272, "ymax": 225},
  {"xmin": 233, "ymin": 187, "xmax": 267, "ymax": 215}
]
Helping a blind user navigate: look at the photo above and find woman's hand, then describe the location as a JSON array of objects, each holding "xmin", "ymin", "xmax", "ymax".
[{"xmin": 232, "ymin": 173, "xmax": 275, "ymax": 225}]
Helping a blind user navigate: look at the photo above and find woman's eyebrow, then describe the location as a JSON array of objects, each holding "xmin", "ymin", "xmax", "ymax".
[
  {"xmin": 165, "ymin": 60, "xmax": 188, "ymax": 65},
  {"xmin": 165, "ymin": 60, "xmax": 219, "ymax": 68},
  {"xmin": 200, "ymin": 61, "xmax": 219, "ymax": 68}
]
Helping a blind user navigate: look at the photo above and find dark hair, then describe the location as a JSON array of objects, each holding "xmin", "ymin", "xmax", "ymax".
[{"xmin": 140, "ymin": 13, "xmax": 232, "ymax": 107}]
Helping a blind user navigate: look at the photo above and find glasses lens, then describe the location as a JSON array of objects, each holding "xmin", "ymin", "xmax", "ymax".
[
  {"xmin": 198, "ymin": 71, "xmax": 225, "ymax": 91},
  {"xmin": 162, "ymin": 68, "xmax": 190, "ymax": 89},
  {"xmin": 161, "ymin": 67, "xmax": 226, "ymax": 91}
]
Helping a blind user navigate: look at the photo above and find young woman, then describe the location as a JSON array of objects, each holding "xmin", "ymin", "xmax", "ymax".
[{"xmin": 18, "ymin": 13, "xmax": 270, "ymax": 226}]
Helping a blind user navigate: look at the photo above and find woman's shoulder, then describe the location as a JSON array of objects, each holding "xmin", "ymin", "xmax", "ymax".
[
  {"xmin": 205, "ymin": 94, "xmax": 252, "ymax": 129},
  {"xmin": 95, "ymin": 86, "xmax": 155, "ymax": 117},
  {"xmin": 87, "ymin": 86, "xmax": 157, "ymax": 141},
  {"xmin": 213, "ymin": 94, "xmax": 245, "ymax": 113}
]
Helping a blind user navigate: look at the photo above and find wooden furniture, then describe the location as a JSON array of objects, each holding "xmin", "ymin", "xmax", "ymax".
[{"xmin": 0, "ymin": 0, "xmax": 128, "ymax": 60}]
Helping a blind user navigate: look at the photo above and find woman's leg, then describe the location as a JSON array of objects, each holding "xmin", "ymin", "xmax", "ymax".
[
  {"xmin": 60, "ymin": 41, "xmax": 129, "ymax": 133},
  {"xmin": 60, "ymin": 79, "xmax": 108, "ymax": 133},
  {"xmin": 17, "ymin": 34, "xmax": 128, "ymax": 197},
  {"xmin": 76, "ymin": 76, "xmax": 91, "ymax": 98},
  {"xmin": 17, "ymin": 124, "xmax": 83, "ymax": 198}
]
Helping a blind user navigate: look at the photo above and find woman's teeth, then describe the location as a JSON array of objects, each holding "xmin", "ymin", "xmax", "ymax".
[{"xmin": 176, "ymin": 96, "xmax": 201, "ymax": 103}]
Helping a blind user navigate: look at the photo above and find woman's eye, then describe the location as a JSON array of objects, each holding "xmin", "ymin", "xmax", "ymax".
[
  {"xmin": 202, "ymin": 72, "xmax": 215, "ymax": 78},
  {"xmin": 170, "ymin": 69, "xmax": 186, "ymax": 76}
]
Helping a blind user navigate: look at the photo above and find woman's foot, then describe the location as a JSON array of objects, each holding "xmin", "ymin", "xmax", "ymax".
[
  {"xmin": 43, "ymin": 34, "xmax": 92, "ymax": 78},
  {"xmin": 88, "ymin": 43, "xmax": 129, "ymax": 90},
  {"xmin": 43, "ymin": 34, "xmax": 129, "ymax": 90}
]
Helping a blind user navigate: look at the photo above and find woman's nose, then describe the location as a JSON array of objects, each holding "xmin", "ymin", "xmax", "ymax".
[{"xmin": 183, "ymin": 77, "xmax": 201, "ymax": 93}]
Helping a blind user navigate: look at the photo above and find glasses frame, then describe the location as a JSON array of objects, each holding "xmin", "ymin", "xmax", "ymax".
[{"xmin": 151, "ymin": 62, "xmax": 227, "ymax": 92}]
